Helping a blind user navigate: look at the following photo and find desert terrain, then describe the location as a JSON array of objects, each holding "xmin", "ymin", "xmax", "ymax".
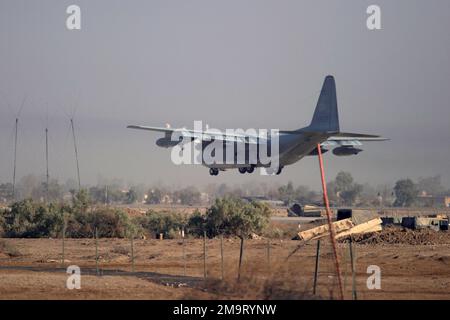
[{"xmin": 1, "ymin": 225, "xmax": 450, "ymax": 300}]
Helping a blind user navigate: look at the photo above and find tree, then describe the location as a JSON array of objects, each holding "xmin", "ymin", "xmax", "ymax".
[
  {"xmin": 30, "ymin": 179, "xmax": 63, "ymax": 202},
  {"xmin": 216, "ymin": 183, "xmax": 230, "ymax": 197},
  {"xmin": 105, "ymin": 187, "xmax": 126, "ymax": 203},
  {"xmin": 335, "ymin": 171, "xmax": 354, "ymax": 193},
  {"xmin": 340, "ymin": 183, "xmax": 363, "ymax": 206},
  {"xmin": 393, "ymin": 179, "xmax": 417, "ymax": 207},
  {"xmin": 0, "ymin": 183, "xmax": 13, "ymax": 202},
  {"xmin": 174, "ymin": 187, "xmax": 201, "ymax": 205},
  {"xmin": 358, "ymin": 183, "xmax": 378, "ymax": 207},
  {"xmin": 72, "ymin": 189, "xmax": 90, "ymax": 213},
  {"xmin": 125, "ymin": 187, "xmax": 138, "ymax": 204},
  {"xmin": 417, "ymin": 175, "xmax": 444, "ymax": 196},
  {"xmin": 375, "ymin": 184, "xmax": 394, "ymax": 207},
  {"xmin": 17, "ymin": 174, "xmax": 38, "ymax": 199},
  {"xmin": 146, "ymin": 188, "xmax": 164, "ymax": 204},
  {"xmin": 278, "ymin": 182, "xmax": 295, "ymax": 205},
  {"xmin": 88, "ymin": 186, "xmax": 106, "ymax": 204},
  {"xmin": 129, "ymin": 184, "xmax": 146, "ymax": 203},
  {"xmin": 326, "ymin": 180, "xmax": 339, "ymax": 204},
  {"xmin": 64, "ymin": 178, "xmax": 78, "ymax": 193},
  {"xmin": 328, "ymin": 171, "xmax": 363, "ymax": 206},
  {"xmin": 294, "ymin": 185, "xmax": 317, "ymax": 204},
  {"xmin": 47, "ymin": 179, "xmax": 63, "ymax": 202}
]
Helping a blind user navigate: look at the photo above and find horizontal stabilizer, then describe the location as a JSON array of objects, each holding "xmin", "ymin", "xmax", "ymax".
[{"xmin": 329, "ymin": 132, "xmax": 389, "ymax": 141}]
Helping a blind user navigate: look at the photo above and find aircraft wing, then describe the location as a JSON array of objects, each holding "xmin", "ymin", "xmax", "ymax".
[
  {"xmin": 127, "ymin": 125, "xmax": 265, "ymax": 144},
  {"xmin": 127, "ymin": 125, "xmax": 175, "ymax": 134},
  {"xmin": 328, "ymin": 132, "xmax": 389, "ymax": 140},
  {"xmin": 323, "ymin": 132, "xmax": 388, "ymax": 147}
]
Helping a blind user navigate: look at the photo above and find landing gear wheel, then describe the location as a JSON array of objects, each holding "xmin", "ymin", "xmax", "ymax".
[
  {"xmin": 247, "ymin": 166, "xmax": 255, "ymax": 174},
  {"xmin": 238, "ymin": 167, "xmax": 247, "ymax": 174},
  {"xmin": 209, "ymin": 168, "xmax": 219, "ymax": 176}
]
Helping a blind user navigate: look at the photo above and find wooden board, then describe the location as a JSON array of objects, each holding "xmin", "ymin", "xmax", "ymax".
[
  {"xmin": 298, "ymin": 218, "xmax": 354, "ymax": 241},
  {"xmin": 335, "ymin": 218, "xmax": 383, "ymax": 239}
]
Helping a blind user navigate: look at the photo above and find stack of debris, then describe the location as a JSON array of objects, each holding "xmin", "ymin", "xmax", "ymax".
[
  {"xmin": 339, "ymin": 225, "xmax": 450, "ymax": 245},
  {"xmin": 287, "ymin": 203, "xmax": 322, "ymax": 217},
  {"xmin": 297, "ymin": 209, "xmax": 382, "ymax": 241},
  {"xmin": 384, "ymin": 214, "xmax": 449, "ymax": 231}
]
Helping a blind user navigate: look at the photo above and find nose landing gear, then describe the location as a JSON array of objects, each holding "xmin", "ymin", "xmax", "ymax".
[
  {"xmin": 238, "ymin": 165, "xmax": 255, "ymax": 174},
  {"xmin": 209, "ymin": 168, "xmax": 219, "ymax": 176}
]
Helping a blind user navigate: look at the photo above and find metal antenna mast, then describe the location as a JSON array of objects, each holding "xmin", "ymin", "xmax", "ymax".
[
  {"xmin": 45, "ymin": 127, "xmax": 49, "ymax": 202},
  {"xmin": 70, "ymin": 118, "xmax": 81, "ymax": 190},
  {"xmin": 12, "ymin": 96, "xmax": 26, "ymax": 200},
  {"xmin": 12, "ymin": 118, "xmax": 18, "ymax": 200}
]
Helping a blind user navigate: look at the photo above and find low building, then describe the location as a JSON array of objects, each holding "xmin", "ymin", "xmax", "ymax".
[
  {"xmin": 416, "ymin": 191, "xmax": 450, "ymax": 208},
  {"xmin": 241, "ymin": 196, "xmax": 284, "ymax": 207}
]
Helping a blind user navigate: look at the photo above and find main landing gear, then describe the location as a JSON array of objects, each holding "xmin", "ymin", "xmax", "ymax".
[
  {"xmin": 209, "ymin": 165, "xmax": 282, "ymax": 176},
  {"xmin": 209, "ymin": 168, "xmax": 219, "ymax": 176},
  {"xmin": 238, "ymin": 166, "xmax": 255, "ymax": 174}
]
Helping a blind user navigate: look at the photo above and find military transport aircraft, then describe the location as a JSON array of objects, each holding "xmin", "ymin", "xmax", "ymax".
[{"xmin": 128, "ymin": 75, "xmax": 387, "ymax": 176}]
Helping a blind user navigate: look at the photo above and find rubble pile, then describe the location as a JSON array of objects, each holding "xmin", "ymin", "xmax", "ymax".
[{"xmin": 340, "ymin": 226, "xmax": 450, "ymax": 245}]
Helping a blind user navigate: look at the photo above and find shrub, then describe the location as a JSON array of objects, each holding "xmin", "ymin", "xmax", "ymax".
[
  {"xmin": 186, "ymin": 209, "xmax": 206, "ymax": 237},
  {"xmin": 0, "ymin": 200, "xmax": 137, "ymax": 238},
  {"xmin": 138, "ymin": 210, "xmax": 187, "ymax": 239},
  {"xmin": 0, "ymin": 197, "xmax": 273, "ymax": 240},
  {"xmin": 66, "ymin": 207, "xmax": 135, "ymax": 238},
  {"xmin": 1, "ymin": 200, "xmax": 63, "ymax": 238},
  {"xmin": 112, "ymin": 245, "xmax": 129, "ymax": 255},
  {"xmin": 0, "ymin": 211, "xmax": 5, "ymax": 237},
  {"xmin": 203, "ymin": 197, "xmax": 271, "ymax": 238}
]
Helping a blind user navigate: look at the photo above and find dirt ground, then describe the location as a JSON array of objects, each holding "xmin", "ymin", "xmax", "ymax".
[{"xmin": 1, "ymin": 232, "xmax": 450, "ymax": 300}]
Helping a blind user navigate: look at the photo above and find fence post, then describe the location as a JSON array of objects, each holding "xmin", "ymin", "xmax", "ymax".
[
  {"xmin": 313, "ymin": 239, "xmax": 321, "ymax": 295},
  {"xmin": 203, "ymin": 231, "xmax": 207, "ymax": 280},
  {"xmin": 131, "ymin": 235, "xmax": 135, "ymax": 273},
  {"xmin": 343, "ymin": 241, "xmax": 348, "ymax": 292},
  {"xmin": 220, "ymin": 235, "xmax": 224, "ymax": 280},
  {"xmin": 349, "ymin": 237, "xmax": 357, "ymax": 300},
  {"xmin": 61, "ymin": 219, "xmax": 66, "ymax": 268},
  {"xmin": 95, "ymin": 227, "xmax": 99, "ymax": 276},
  {"xmin": 182, "ymin": 229, "xmax": 186, "ymax": 277},
  {"xmin": 238, "ymin": 236, "xmax": 245, "ymax": 281}
]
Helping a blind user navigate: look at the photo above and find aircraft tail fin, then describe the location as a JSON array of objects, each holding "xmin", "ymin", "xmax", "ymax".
[{"xmin": 307, "ymin": 75, "xmax": 340, "ymax": 132}]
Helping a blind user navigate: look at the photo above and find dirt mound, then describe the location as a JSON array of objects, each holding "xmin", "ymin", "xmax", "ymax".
[{"xmin": 339, "ymin": 226, "xmax": 450, "ymax": 245}]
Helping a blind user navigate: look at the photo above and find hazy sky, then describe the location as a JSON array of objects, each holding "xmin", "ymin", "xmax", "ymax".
[{"xmin": 0, "ymin": 0, "xmax": 449, "ymax": 190}]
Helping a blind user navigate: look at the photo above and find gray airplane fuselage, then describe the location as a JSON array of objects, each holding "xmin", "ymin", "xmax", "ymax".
[{"xmin": 200, "ymin": 130, "xmax": 330, "ymax": 170}]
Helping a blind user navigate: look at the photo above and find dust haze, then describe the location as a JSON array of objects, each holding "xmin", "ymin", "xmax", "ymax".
[{"xmin": 1, "ymin": 0, "xmax": 449, "ymax": 190}]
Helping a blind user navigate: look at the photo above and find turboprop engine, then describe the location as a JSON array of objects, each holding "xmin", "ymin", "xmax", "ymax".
[
  {"xmin": 156, "ymin": 137, "xmax": 182, "ymax": 148},
  {"xmin": 332, "ymin": 146, "xmax": 363, "ymax": 156}
]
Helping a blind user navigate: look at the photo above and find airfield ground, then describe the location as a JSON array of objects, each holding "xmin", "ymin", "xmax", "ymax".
[{"xmin": 1, "ymin": 229, "xmax": 450, "ymax": 299}]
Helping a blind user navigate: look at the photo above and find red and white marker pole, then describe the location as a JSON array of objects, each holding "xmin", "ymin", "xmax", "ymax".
[{"xmin": 317, "ymin": 143, "xmax": 344, "ymax": 300}]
